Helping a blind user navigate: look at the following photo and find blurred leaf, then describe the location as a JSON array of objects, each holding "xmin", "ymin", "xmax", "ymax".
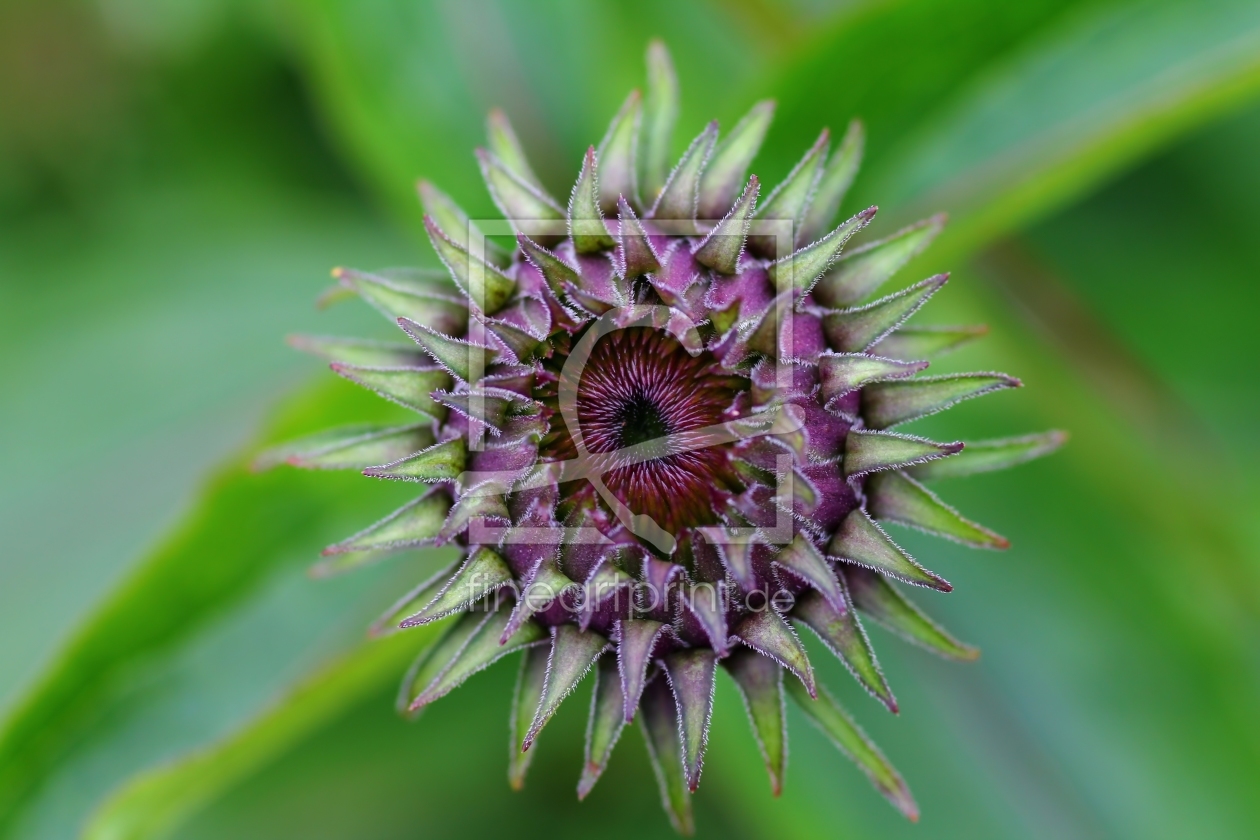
[
  {"xmin": 82, "ymin": 631, "xmax": 427, "ymax": 840},
  {"xmin": 0, "ymin": 379, "xmax": 455, "ymax": 839},
  {"xmin": 759, "ymin": 0, "xmax": 1099, "ymax": 185},
  {"xmin": 1016, "ymin": 102, "xmax": 1260, "ymax": 478},
  {"xmin": 0, "ymin": 0, "xmax": 417, "ymax": 709},
  {"xmin": 874, "ymin": 0, "xmax": 1260, "ymax": 258},
  {"xmin": 286, "ymin": 0, "xmax": 786, "ymax": 235},
  {"xmin": 177, "ymin": 646, "xmax": 739, "ymax": 840},
  {"xmin": 765, "ymin": 0, "xmax": 1260, "ymax": 267}
]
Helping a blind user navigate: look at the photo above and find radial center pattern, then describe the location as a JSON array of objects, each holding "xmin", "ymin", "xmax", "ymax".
[
  {"xmin": 575, "ymin": 327, "xmax": 741, "ymax": 534},
  {"xmin": 610, "ymin": 391, "xmax": 672, "ymax": 449}
]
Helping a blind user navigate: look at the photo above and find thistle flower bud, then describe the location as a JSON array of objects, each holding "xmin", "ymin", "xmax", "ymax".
[{"xmin": 267, "ymin": 39, "xmax": 1065, "ymax": 834}]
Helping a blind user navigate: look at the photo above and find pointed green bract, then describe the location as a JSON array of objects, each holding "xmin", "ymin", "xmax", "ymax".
[
  {"xmin": 487, "ymin": 108, "xmax": 546, "ymax": 193},
  {"xmin": 867, "ymin": 470, "xmax": 1009, "ymax": 549},
  {"xmin": 733, "ymin": 610, "xmax": 814, "ymax": 697},
  {"xmin": 798, "ymin": 119, "xmax": 864, "ymax": 246},
  {"xmin": 640, "ymin": 676, "xmax": 693, "ymax": 836},
  {"xmin": 787, "ymin": 465, "xmax": 819, "ymax": 514},
  {"xmin": 617, "ymin": 619, "xmax": 669, "ymax": 722},
  {"xmin": 828, "ymin": 509, "xmax": 951, "ymax": 591},
  {"xmin": 597, "ymin": 90, "xmax": 641, "ymax": 213},
  {"xmin": 844, "ymin": 567, "xmax": 978, "ymax": 661},
  {"xmin": 254, "ymin": 423, "xmax": 435, "ymax": 472},
  {"xmin": 616, "ymin": 196, "xmax": 662, "ymax": 278},
  {"xmin": 698, "ymin": 100, "xmax": 775, "ymax": 220},
  {"xmin": 712, "ymin": 533, "xmax": 760, "ymax": 594},
  {"xmin": 517, "ymin": 235, "xmax": 581, "ymax": 298},
  {"xmin": 785, "ymin": 679, "xmax": 919, "ymax": 821},
  {"xmin": 509, "ymin": 645, "xmax": 549, "ymax": 789},
  {"xmin": 396, "ymin": 317, "xmax": 499, "ymax": 382},
  {"xmin": 793, "ymin": 590, "xmax": 895, "ymax": 713},
  {"xmin": 424, "ymin": 214, "xmax": 517, "ymax": 314},
  {"xmin": 483, "ymin": 317, "xmax": 544, "ymax": 363},
  {"xmin": 768, "ymin": 206, "xmax": 876, "ymax": 292},
  {"xmin": 579, "ymin": 560, "xmax": 634, "ymax": 631},
  {"xmin": 640, "ymin": 39, "xmax": 679, "ymax": 204},
  {"xmin": 328, "ymin": 363, "xmax": 450, "ymax": 420},
  {"xmin": 375, "ymin": 266, "xmax": 452, "ymax": 286},
  {"xmin": 438, "ymin": 487, "xmax": 509, "ymax": 543},
  {"xmin": 908, "ymin": 430, "xmax": 1068, "ymax": 480},
  {"xmin": 501, "ymin": 563, "xmax": 579, "ymax": 643},
  {"xmin": 566, "ymin": 281, "xmax": 622, "ymax": 315},
  {"xmin": 523, "ymin": 626, "xmax": 609, "ymax": 750},
  {"xmin": 681, "ymin": 583, "xmax": 730, "ymax": 655},
  {"xmin": 822, "ymin": 274, "xmax": 948, "ymax": 351},
  {"xmin": 693, "ymin": 175, "xmax": 758, "ymax": 275},
  {"xmin": 863, "ymin": 372, "xmax": 1021, "ymax": 429},
  {"xmin": 843, "ymin": 429, "xmax": 963, "ymax": 478},
  {"xmin": 578, "ymin": 654, "xmax": 626, "ymax": 799},
  {"xmin": 363, "ymin": 436, "xmax": 466, "ymax": 482},
  {"xmin": 477, "ymin": 149, "xmax": 564, "ymax": 248},
  {"xmin": 401, "ymin": 547, "xmax": 512, "ymax": 627},
  {"xmin": 332, "ymin": 267, "xmax": 468, "ymax": 335},
  {"xmin": 369, "ymin": 560, "xmax": 459, "ymax": 637},
  {"xmin": 397, "ymin": 609, "xmax": 487, "ymax": 713},
  {"xmin": 872, "ymin": 324, "xmax": 989, "ymax": 361},
  {"xmin": 418, "ymin": 180, "xmax": 511, "ymax": 268},
  {"xmin": 724, "ymin": 649, "xmax": 786, "ymax": 797},
  {"xmin": 750, "ymin": 129, "xmax": 829, "ymax": 257},
  {"xmin": 649, "ymin": 122, "xmax": 718, "ymax": 224},
  {"xmin": 817, "ymin": 353, "xmax": 928, "ymax": 407},
  {"xmin": 316, "ymin": 282, "xmax": 357, "ymax": 309},
  {"xmin": 814, "ymin": 214, "xmax": 946, "ymax": 307},
  {"xmin": 772, "ymin": 534, "xmax": 845, "ymax": 612},
  {"xmin": 741, "ymin": 289, "xmax": 793, "ymax": 360},
  {"xmin": 287, "ymin": 335, "xmax": 428, "ymax": 368},
  {"xmin": 404, "ymin": 603, "xmax": 547, "ymax": 713},
  {"xmin": 569, "ymin": 147, "xmax": 617, "ymax": 252},
  {"xmin": 435, "ymin": 390, "xmax": 537, "ymax": 437},
  {"xmin": 662, "ymin": 649, "xmax": 718, "ymax": 792},
  {"xmin": 323, "ymin": 491, "xmax": 450, "ymax": 555}
]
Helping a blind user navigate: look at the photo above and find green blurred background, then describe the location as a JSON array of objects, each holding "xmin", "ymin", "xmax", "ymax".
[{"xmin": 2, "ymin": 0, "xmax": 1259, "ymax": 837}]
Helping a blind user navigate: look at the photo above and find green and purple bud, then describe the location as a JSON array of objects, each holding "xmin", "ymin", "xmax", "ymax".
[{"xmin": 263, "ymin": 39, "xmax": 1065, "ymax": 834}]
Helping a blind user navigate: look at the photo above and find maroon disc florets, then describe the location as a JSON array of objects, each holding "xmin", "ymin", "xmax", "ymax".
[{"xmin": 574, "ymin": 328, "xmax": 740, "ymax": 533}]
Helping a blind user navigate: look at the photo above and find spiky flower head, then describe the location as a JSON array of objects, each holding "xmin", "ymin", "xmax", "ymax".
[{"xmin": 266, "ymin": 40, "xmax": 1065, "ymax": 833}]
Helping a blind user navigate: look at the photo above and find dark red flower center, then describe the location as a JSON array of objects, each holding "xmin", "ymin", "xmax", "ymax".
[{"xmin": 576, "ymin": 328, "xmax": 743, "ymax": 535}]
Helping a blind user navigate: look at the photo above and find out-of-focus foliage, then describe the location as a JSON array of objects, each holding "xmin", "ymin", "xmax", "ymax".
[{"xmin": 1, "ymin": 0, "xmax": 1258, "ymax": 838}]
